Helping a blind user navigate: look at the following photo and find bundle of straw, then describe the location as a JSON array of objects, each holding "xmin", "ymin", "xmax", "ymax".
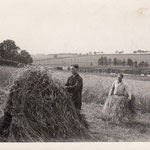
[
  {"xmin": 2, "ymin": 67, "xmax": 89, "ymax": 142},
  {"xmin": 102, "ymin": 95, "xmax": 134, "ymax": 124}
]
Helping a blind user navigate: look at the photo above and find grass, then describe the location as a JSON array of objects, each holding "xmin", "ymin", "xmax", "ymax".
[
  {"xmin": 0, "ymin": 66, "xmax": 150, "ymax": 141},
  {"xmin": 82, "ymin": 102, "xmax": 150, "ymax": 142}
]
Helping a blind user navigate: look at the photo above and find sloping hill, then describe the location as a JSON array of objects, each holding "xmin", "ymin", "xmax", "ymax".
[{"xmin": 33, "ymin": 54, "xmax": 150, "ymax": 67}]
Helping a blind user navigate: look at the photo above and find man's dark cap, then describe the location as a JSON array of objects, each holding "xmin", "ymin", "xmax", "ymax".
[{"xmin": 71, "ymin": 64, "xmax": 79, "ymax": 69}]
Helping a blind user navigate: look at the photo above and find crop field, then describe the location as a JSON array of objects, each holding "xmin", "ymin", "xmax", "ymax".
[
  {"xmin": 51, "ymin": 70, "xmax": 150, "ymax": 141},
  {"xmin": 34, "ymin": 54, "xmax": 150, "ymax": 67},
  {"xmin": 0, "ymin": 66, "xmax": 150, "ymax": 141}
]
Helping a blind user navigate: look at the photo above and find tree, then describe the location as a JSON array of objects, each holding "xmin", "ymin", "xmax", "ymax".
[
  {"xmin": 133, "ymin": 51, "xmax": 137, "ymax": 54},
  {"xmin": 0, "ymin": 40, "xmax": 20, "ymax": 60},
  {"xmin": 127, "ymin": 58, "xmax": 133, "ymax": 67},
  {"xmin": 118, "ymin": 51, "xmax": 124, "ymax": 54},
  {"xmin": 108, "ymin": 58, "xmax": 112, "ymax": 66},
  {"xmin": 98, "ymin": 56, "xmax": 107, "ymax": 66},
  {"xmin": 138, "ymin": 61, "xmax": 144, "ymax": 68},
  {"xmin": 113, "ymin": 57, "xmax": 118, "ymax": 66},
  {"xmin": 103, "ymin": 56, "xmax": 108, "ymax": 66},
  {"xmin": 134, "ymin": 61, "xmax": 138, "ymax": 68},
  {"xmin": 93, "ymin": 51, "xmax": 97, "ymax": 55},
  {"xmin": 139, "ymin": 61, "xmax": 149, "ymax": 68},
  {"xmin": 122, "ymin": 59, "xmax": 126, "ymax": 66},
  {"xmin": 98, "ymin": 56, "xmax": 104, "ymax": 66},
  {"xmin": 17, "ymin": 50, "xmax": 33, "ymax": 64},
  {"xmin": 89, "ymin": 52, "xmax": 92, "ymax": 55},
  {"xmin": 144, "ymin": 62, "xmax": 149, "ymax": 67},
  {"xmin": 0, "ymin": 39, "xmax": 33, "ymax": 65}
]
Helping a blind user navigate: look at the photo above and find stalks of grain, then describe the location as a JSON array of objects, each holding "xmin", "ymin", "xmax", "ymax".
[
  {"xmin": 102, "ymin": 95, "xmax": 134, "ymax": 124},
  {"xmin": 1, "ymin": 67, "xmax": 90, "ymax": 142}
]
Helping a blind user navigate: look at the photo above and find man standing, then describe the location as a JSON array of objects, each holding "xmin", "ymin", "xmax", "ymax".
[{"xmin": 65, "ymin": 64, "xmax": 83, "ymax": 112}]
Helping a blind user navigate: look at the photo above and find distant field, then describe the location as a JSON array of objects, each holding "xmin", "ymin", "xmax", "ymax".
[{"xmin": 33, "ymin": 54, "xmax": 150, "ymax": 67}]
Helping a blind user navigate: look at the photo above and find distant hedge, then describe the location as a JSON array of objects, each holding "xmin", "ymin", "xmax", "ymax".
[
  {"xmin": 78, "ymin": 67, "xmax": 149, "ymax": 75},
  {"xmin": 0, "ymin": 59, "xmax": 25, "ymax": 67}
]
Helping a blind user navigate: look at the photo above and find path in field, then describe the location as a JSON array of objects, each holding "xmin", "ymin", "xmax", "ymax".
[{"xmin": 82, "ymin": 102, "xmax": 150, "ymax": 142}]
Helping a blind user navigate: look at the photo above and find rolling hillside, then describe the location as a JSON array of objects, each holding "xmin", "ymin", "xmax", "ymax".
[{"xmin": 33, "ymin": 54, "xmax": 150, "ymax": 67}]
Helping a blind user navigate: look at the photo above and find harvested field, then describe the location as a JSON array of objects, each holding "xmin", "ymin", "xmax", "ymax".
[{"xmin": 0, "ymin": 67, "xmax": 150, "ymax": 141}]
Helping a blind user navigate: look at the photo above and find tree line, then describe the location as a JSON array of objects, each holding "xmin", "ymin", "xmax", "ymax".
[
  {"xmin": 0, "ymin": 39, "xmax": 33, "ymax": 64},
  {"xmin": 98, "ymin": 56, "xmax": 149, "ymax": 68}
]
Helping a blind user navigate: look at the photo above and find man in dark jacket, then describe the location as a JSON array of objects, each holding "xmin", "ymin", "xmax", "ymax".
[{"xmin": 65, "ymin": 64, "xmax": 83, "ymax": 111}]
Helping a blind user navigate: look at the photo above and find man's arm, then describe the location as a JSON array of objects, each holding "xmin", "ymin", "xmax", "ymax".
[{"xmin": 66, "ymin": 78, "xmax": 82, "ymax": 92}]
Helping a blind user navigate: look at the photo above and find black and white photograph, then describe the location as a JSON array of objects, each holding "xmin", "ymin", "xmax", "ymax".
[{"xmin": 0, "ymin": 0, "xmax": 150, "ymax": 148}]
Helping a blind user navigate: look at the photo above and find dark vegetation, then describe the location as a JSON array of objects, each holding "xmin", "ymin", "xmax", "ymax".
[{"xmin": 0, "ymin": 39, "xmax": 33, "ymax": 67}]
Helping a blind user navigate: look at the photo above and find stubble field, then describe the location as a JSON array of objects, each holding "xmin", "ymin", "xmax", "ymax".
[{"xmin": 0, "ymin": 66, "xmax": 150, "ymax": 141}]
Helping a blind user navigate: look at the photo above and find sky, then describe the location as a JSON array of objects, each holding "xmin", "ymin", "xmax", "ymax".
[{"xmin": 0, "ymin": 0, "xmax": 150, "ymax": 54}]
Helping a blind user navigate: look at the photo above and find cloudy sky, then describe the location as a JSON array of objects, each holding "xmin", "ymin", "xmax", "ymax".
[{"xmin": 0, "ymin": 0, "xmax": 150, "ymax": 54}]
